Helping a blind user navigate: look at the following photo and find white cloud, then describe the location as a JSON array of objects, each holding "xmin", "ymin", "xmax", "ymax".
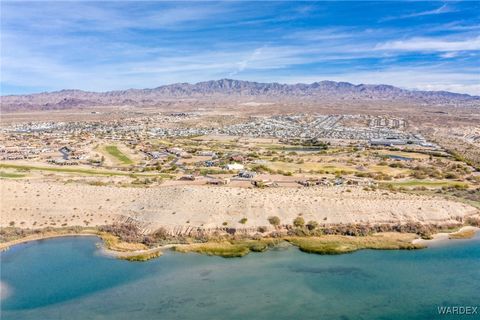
[
  {"xmin": 376, "ymin": 36, "xmax": 480, "ymax": 52},
  {"xmin": 270, "ymin": 68, "xmax": 480, "ymax": 95},
  {"xmin": 440, "ymin": 52, "xmax": 459, "ymax": 58},
  {"xmin": 1, "ymin": 2, "xmax": 479, "ymax": 96},
  {"xmin": 381, "ymin": 3, "xmax": 456, "ymax": 22},
  {"xmin": 1, "ymin": 2, "xmax": 232, "ymax": 32}
]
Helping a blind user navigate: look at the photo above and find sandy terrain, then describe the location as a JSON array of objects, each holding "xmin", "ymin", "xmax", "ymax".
[{"xmin": 1, "ymin": 180, "xmax": 477, "ymax": 233}]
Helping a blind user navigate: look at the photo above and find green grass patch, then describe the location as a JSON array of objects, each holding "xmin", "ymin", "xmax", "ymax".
[
  {"xmin": 173, "ymin": 239, "xmax": 279, "ymax": 258},
  {"xmin": 286, "ymin": 233, "xmax": 423, "ymax": 255},
  {"xmin": 104, "ymin": 145, "xmax": 133, "ymax": 165},
  {"xmin": 0, "ymin": 163, "xmax": 128, "ymax": 176},
  {"xmin": 0, "ymin": 171, "xmax": 26, "ymax": 178},
  {"xmin": 0, "ymin": 163, "xmax": 172, "ymax": 179},
  {"xmin": 173, "ymin": 242, "xmax": 250, "ymax": 258},
  {"xmin": 385, "ymin": 180, "xmax": 468, "ymax": 188}
]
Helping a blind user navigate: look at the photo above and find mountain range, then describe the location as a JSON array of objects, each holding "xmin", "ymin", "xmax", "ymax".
[{"xmin": 2, "ymin": 79, "xmax": 479, "ymax": 111}]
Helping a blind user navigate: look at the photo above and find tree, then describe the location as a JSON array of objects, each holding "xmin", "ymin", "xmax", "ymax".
[
  {"xmin": 293, "ymin": 216, "xmax": 305, "ymax": 228},
  {"xmin": 268, "ymin": 216, "xmax": 281, "ymax": 227}
]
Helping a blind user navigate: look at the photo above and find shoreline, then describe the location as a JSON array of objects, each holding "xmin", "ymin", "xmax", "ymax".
[
  {"xmin": 0, "ymin": 230, "xmax": 165, "ymax": 261},
  {"xmin": 1, "ymin": 225, "xmax": 479, "ymax": 260},
  {"xmin": 0, "ymin": 232, "xmax": 100, "ymax": 251},
  {"xmin": 412, "ymin": 226, "xmax": 480, "ymax": 247}
]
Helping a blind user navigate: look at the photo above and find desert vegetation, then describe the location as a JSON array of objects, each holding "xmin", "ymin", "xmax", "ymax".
[{"xmin": 286, "ymin": 233, "xmax": 423, "ymax": 254}]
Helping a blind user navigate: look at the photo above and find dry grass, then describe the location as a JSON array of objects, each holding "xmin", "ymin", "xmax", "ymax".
[
  {"xmin": 120, "ymin": 250, "xmax": 162, "ymax": 261},
  {"xmin": 98, "ymin": 232, "xmax": 147, "ymax": 252},
  {"xmin": 448, "ymin": 229, "xmax": 476, "ymax": 239}
]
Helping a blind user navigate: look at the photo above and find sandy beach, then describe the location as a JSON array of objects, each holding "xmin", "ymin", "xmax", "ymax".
[{"xmin": 2, "ymin": 180, "xmax": 478, "ymax": 233}]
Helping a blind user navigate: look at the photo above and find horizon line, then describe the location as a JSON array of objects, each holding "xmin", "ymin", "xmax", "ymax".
[{"xmin": 2, "ymin": 78, "xmax": 477, "ymax": 97}]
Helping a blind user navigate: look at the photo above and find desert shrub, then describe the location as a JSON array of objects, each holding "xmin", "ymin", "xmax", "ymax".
[
  {"xmin": 239, "ymin": 218, "xmax": 248, "ymax": 224},
  {"xmin": 306, "ymin": 220, "xmax": 318, "ymax": 231},
  {"xmin": 100, "ymin": 223, "xmax": 143, "ymax": 243},
  {"xmin": 150, "ymin": 227, "xmax": 169, "ymax": 241},
  {"xmin": 268, "ymin": 216, "xmax": 281, "ymax": 227},
  {"xmin": 257, "ymin": 226, "xmax": 268, "ymax": 233},
  {"xmin": 444, "ymin": 172, "xmax": 459, "ymax": 179},
  {"xmin": 465, "ymin": 216, "xmax": 480, "ymax": 227},
  {"xmin": 250, "ymin": 165, "xmax": 273, "ymax": 174},
  {"xmin": 0, "ymin": 227, "xmax": 27, "ymax": 242},
  {"xmin": 413, "ymin": 186, "xmax": 428, "ymax": 191},
  {"xmin": 293, "ymin": 216, "xmax": 305, "ymax": 228}
]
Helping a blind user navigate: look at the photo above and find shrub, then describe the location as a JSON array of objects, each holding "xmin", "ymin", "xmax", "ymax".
[
  {"xmin": 465, "ymin": 217, "xmax": 480, "ymax": 227},
  {"xmin": 268, "ymin": 216, "xmax": 281, "ymax": 227},
  {"xmin": 100, "ymin": 223, "xmax": 143, "ymax": 243},
  {"xmin": 151, "ymin": 227, "xmax": 169, "ymax": 241},
  {"xmin": 239, "ymin": 218, "xmax": 248, "ymax": 224},
  {"xmin": 250, "ymin": 164, "xmax": 273, "ymax": 174},
  {"xmin": 444, "ymin": 173, "xmax": 458, "ymax": 179},
  {"xmin": 257, "ymin": 226, "xmax": 268, "ymax": 233},
  {"xmin": 293, "ymin": 216, "xmax": 305, "ymax": 228},
  {"xmin": 306, "ymin": 220, "xmax": 318, "ymax": 231}
]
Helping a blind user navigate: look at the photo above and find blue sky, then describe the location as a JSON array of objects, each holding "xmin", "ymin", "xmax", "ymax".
[{"xmin": 1, "ymin": 1, "xmax": 479, "ymax": 95}]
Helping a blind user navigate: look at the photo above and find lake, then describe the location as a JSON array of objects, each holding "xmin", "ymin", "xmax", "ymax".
[{"xmin": 1, "ymin": 235, "xmax": 479, "ymax": 320}]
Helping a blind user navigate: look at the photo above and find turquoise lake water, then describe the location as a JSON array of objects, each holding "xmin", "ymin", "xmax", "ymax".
[{"xmin": 1, "ymin": 235, "xmax": 479, "ymax": 320}]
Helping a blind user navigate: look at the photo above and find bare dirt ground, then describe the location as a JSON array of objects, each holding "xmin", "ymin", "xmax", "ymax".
[{"xmin": 1, "ymin": 179, "xmax": 477, "ymax": 232}]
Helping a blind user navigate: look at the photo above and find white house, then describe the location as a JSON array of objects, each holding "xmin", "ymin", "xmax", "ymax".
[{"xmin": 224, "ymin": 163, "xmax": 244, "ymax": 170}]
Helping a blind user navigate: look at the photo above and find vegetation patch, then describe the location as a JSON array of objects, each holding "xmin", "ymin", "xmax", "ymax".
[
  {"xmin": 0, "ymin": 164, "xmax": 171, "ymax": 178},
  {"xmin": 173, "ymin": 241, "xmax": 251, "ymax": 258},
  {"xmin": 0, "ymin": 226, "xmax": 94, "ymax": 245},
  {"xmin": 286, "ymin": 233, "xmax": 424, "ymax": 255},
  {"xmin": 0, "ymin": 171, "xmax": 26, "ymax": 178},
  {"xmin": 232, "ymin": 239, "xmax": 280, "ymax": 252},
  {"xmin": 98, "ymin": 232, "xmax": 147, "ymax": 252},
  {"xmin": 173, "ymin": 239, "xmax": 280, "ymax": 258},
  {"xmin": 384, "ymin": 180, "xmax": 468, "ymax": 189},
  {"xmin": 449, "ymin": 229, "xmax": 477, "ymax": 239},
  {"xmin": 104, "ymin": 145, "xmax": 133, "ymax": 165},
  {"xmin": 120, "ymin": 250, "xmax": 162, "ymax": 261}
]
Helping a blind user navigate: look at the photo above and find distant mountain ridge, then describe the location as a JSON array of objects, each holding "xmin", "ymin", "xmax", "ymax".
[{"xmin": 2, "ymin": 79, "xmax": 479, "ymax": 111}]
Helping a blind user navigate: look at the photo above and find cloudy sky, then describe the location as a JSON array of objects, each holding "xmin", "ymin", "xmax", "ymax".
[{"xmin": 1, "ymin": 1, "xmax": 479, "ymax": 95}]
